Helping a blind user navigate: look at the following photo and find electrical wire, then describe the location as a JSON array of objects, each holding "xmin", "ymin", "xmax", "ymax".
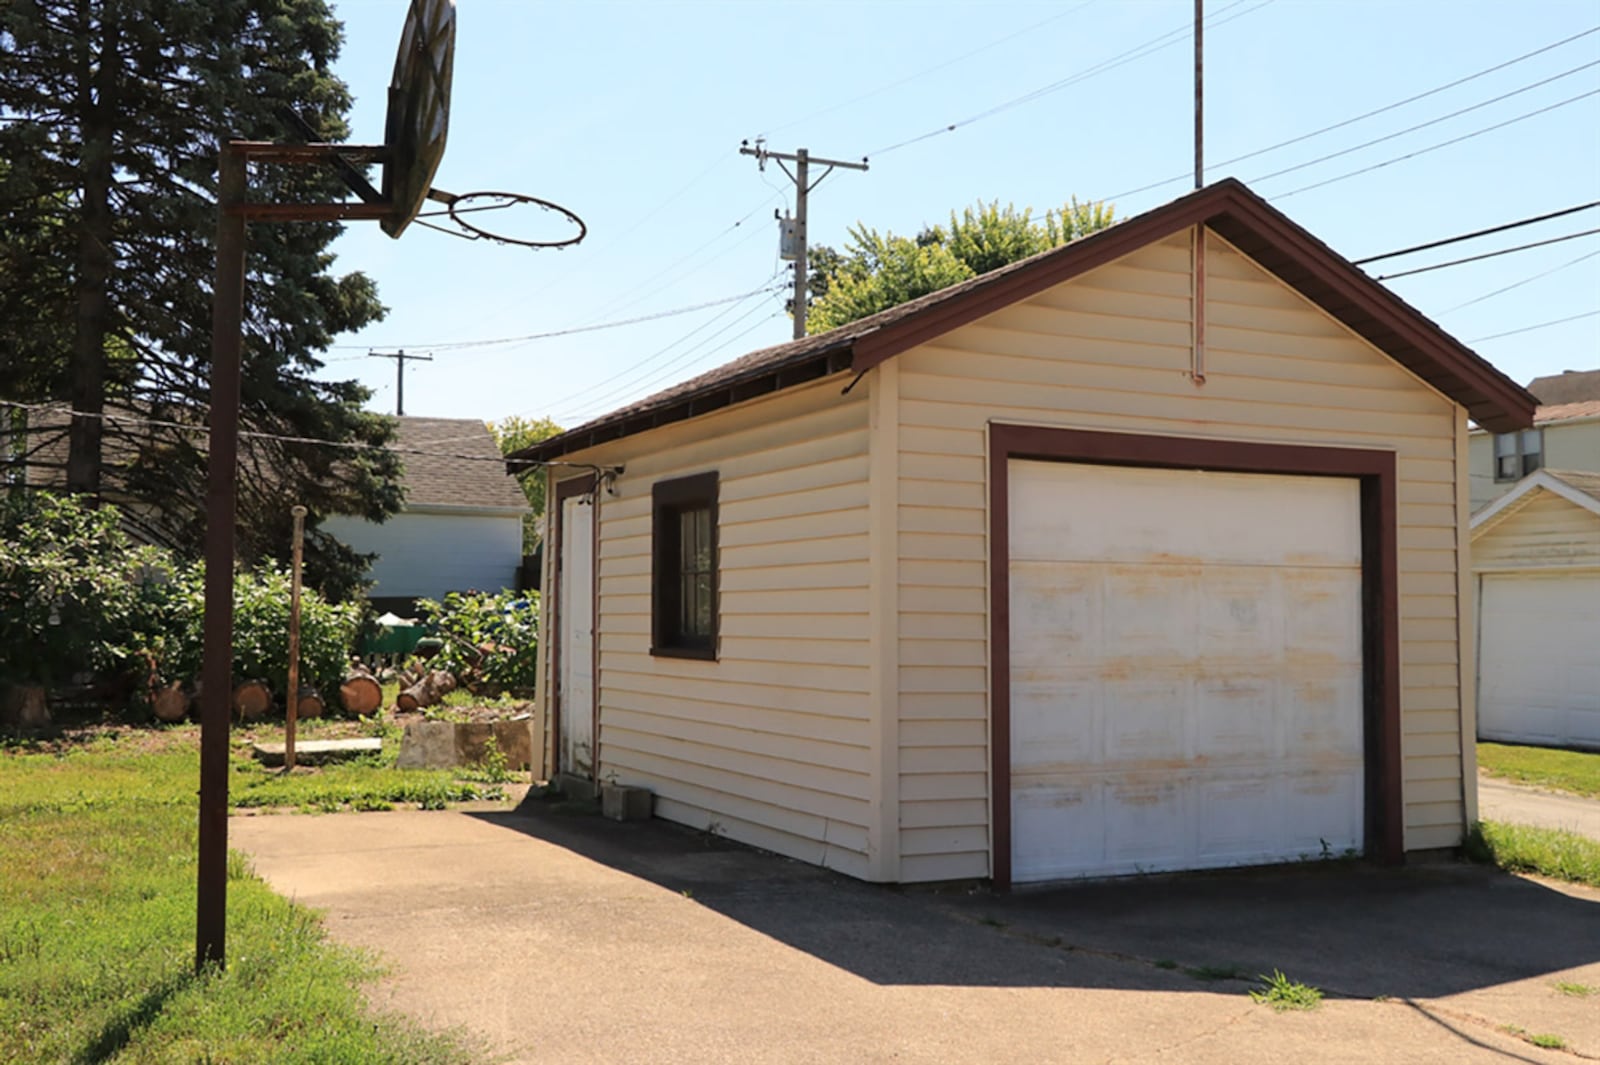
[
  {"xmin": 1103, "ymin": 23, "xmax": 1600, "ymax": 202},
  {"xmin": 757, "ymin": 1, "xmax": 1098, "ymax": 139},
  {"xmin": 1468, "ymin": 309, "xmax": 1600, "ymax": 343},
  {"xmin": 1441, "ymin": 248, "xmax": 1600, "ymax": 313},
  {"xmin": 1273, "ymin": 87, "xmax": 1600, "ymax": 199},
  {"xmin": 333, "ymin": 282, "xmax": 786, "ymax": 355},
  {"xmin": 1248, "ymin": 59, "xmax": 1600, "ymax": 186},
  {"xmin": 1374, "ymin": 228, "xmax": 1600, "ymax": 280},
  {"xmin": 1354, "ymin": 201, "xmax": 1600, "ymax": 265},
  {"xmin": 866, "ymin": 0, "xmax": 1271, "ymax": 158}
]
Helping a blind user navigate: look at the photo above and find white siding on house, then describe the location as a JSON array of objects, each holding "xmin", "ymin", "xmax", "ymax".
[
  {"xmin": 552, "ymin": 381, "xmax": 875, "ymax": 878},
  {"xmin": 1469, "ymin": 419, "xmax": 1600, "ymax": 511},
  {"xmin": 894, "ymin": 229, "xmax": 1468, "ymax": 880},
  {"xmin": 322, "ymin": 509, "xmax": 524, "ymax": 600}
]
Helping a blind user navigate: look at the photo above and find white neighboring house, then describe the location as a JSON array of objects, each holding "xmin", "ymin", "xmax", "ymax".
[
  {"xmin": 1471, "ymin": 469, "xmax": 1600, "ymax": 750},
  {"xmin": 323, "ymin": 416, "xmax": 530, "ymax": 614},
  {"xmin": 1468, "ymin": 369, "xmax": 1600, "ymax": 511}
]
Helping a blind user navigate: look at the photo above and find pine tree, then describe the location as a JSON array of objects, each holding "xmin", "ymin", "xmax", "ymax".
[{"xmin": 0, "ymin": 0, "xmax": 402, "ymax": 598}]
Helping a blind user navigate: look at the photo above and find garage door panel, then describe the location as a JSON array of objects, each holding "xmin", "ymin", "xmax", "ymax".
[
  {"xmin": 1103, "ymin": 567, "xmax": 1196, "ymax": 657},
  {"xmin": 1478, "ymin": 573, "xmax": 1600, "ymax": 748},
  {"xmin": 1195, "ymin": 677, "xmax": 1277, "ymax": 759},
  {"xmin": 1009, "ymin": 460, "xmax": 1366, "ymax": 883}
]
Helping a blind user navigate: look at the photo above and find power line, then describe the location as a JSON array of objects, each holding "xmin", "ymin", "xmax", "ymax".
[
  {"xmin": 1354, "ymin": 201, "xmax": 1600, "ymax": 265},
  {"xmin": 1273, "ymin": 87, "xmax": 1600, "ymax": 199},
  {"xmin": 1104, "ymin": 23, "xmax": 1600, "ymax": 202},
  {"xmin": 1373, "ymin": 227, "xmax": 1600, "ymax": 280},
  {"xmin": 1468, "ymin": 309, "xmax": 1600, "ymax": 343},
  {"xmin": 1441, "ymin": 248, "xmax": 1600, "ymax": 313},
  {"xmin": 866, "ymin": 0, "xmax": 1271, "ymax": 158},
  {"xmin": 1248, "ymin": 59, "xmax": 1600, "ymax": 187},
  {"xmin": 758, "ymin": 1, "xmax": 1098, "ymax": 139},
  {"xmin": 330, "ymin": 282, "xmax": 784, "ymax": 352}
]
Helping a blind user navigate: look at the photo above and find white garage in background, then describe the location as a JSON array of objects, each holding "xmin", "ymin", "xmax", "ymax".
[
  {"xmin": 1008, "ymin": 461, "xmax": 1366, "ymax": 882},
  {"xmin": 1472, "ymin": 469, "xmax": 1600, "ymax": 750}
]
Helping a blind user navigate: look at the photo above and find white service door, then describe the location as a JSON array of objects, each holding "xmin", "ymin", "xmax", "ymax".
[
  {"xmin": 1009, "ymin": 461, "xmax": 1366, "ymax": 883},
  {"xmin": 558, "ymin": 495, "xmax": 595, "ymax": 777},
  {"xmin": 1478, "ymin": 572, "xmax": 1600, "ymax": 748}
]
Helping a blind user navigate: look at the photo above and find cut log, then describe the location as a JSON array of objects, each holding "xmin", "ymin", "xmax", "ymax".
[
  {"xmin": 152, "ymin": 683, "xmax": 190, "ymax": 723},
  {"xmin": 1, "ymin": 684, "xmax": 50, "ymax": 729},
  {"xmin": 338, "ymin": 673, "xmax": 383, "ymax": 716},
  {"xmin": 295, "ymin": 687, "xmax": 325, "ymax": 719},
  {"xmin": 395, "ymin": 669, "xmax": 457, "ymax": 713},
  {"xmin": 232, "ymin": 680, "xmax": 272, "ymax": 722}
]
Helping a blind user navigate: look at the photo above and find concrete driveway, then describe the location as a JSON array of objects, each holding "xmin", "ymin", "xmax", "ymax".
[{"xmin": 232, "ymin": 801, "xmax": 1600, "ymax": 1065}]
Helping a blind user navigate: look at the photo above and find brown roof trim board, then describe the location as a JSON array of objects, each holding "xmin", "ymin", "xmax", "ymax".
[{"xmin": 512, "ymin": 178, "xmax": 1535, "ymax": 466}]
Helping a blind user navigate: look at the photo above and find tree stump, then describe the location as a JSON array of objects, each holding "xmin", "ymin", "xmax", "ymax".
[
  {"xmin": 395, "ymin": 670, "xmax": 456, "ymax": 713},
  {"xmin": 152, "ymin": 683, "xmax": 190, "ymax": 723},
  {"xmin": 295, "ymin": 687, "xmax": 325, "ymax": 719},
  {"xmin": 338, "ymin": 673, "xmax": 383, "ymax": 716},
  {"xmin": 0, "ymin": 684, "xmax": 50, "ymax": 729},
  {"xmin": 232, "ymin": 680, "xmax": 272, "ymax": 722}
]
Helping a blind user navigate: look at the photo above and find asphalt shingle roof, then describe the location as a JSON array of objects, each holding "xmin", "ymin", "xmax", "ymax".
[
  {"xmin": 1528, "ymin": 369, "xmax": 1600, "ymax": 406},
  {"xmin": 392, "ymin": 417, "xmax": 529, "ymax": 511},
  {"xmin": 1534, "ymin": 400, "xmax": 1600, "ymax": 425},
  {"xmin": 1543, "ymin": 468, "xmax": 1600, "ymax": 506}
]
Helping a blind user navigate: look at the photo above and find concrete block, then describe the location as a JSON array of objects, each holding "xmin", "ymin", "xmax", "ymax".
[
  {"xmin": 558, "ymin": 773, "xmax": 598, "ymax": 803},
  {"xmin": 602, "ymin": 783, "xmax": 652, "ymax": 822},
  {"xmin": 395, "ymin": 720, "xmax": 457, "ymax": 769},
  {"xmin": 253, "ymin": 737, "xmax": 383, "ymax": 767}
]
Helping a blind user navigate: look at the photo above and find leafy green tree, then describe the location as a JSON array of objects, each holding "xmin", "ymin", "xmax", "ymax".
[
  {"xmin": 806, "ymin": 198, "xmax": 1116, "ymax": 333},
  {"xmin": 0, "ymin": 0, "xmax": 402, "ymax": 600},
  {"xmin": 488, "ymin": 416, "xmax": 563, "ymax": 553}
]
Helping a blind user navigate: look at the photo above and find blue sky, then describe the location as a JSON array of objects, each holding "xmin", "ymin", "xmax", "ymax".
[{"xmin": 318, "ymin": 0, "xmax": 1600, "ymax": 427}]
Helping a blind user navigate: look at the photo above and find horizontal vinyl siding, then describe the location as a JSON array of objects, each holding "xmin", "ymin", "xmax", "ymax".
[
  {"xmin": 1472, "ymin": 493, "xmax": 1600, "ymax": 569},
  {"xmin": 321, "ymin": 511, "xmax": 523, "ymax": 599},
  {"xmin": 895, "ymin": 229, "xmax": 1468, "ymax": 876},
  {"xmin": 556, "ymin": 381, "xmax": 874, "ymax": 877}
]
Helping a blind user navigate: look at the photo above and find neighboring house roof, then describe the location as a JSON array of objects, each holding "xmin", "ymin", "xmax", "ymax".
[
  {"xmin": 513, "ymin": 178, "xmax": 1536, "ymax": 465},
  {"xmin": 393, "ymin": 416, "xmax": 529, "ymax": 512},
  {"xmin": 1472, "ymin": 468, "xmax": 1600, "ymax": 530},
  {"xmin": 1534, "ymin": 399, "xmax": 1600, "ymax": 426},
  {"xmin": 1527, "ymin": 368, "xmax": 1600, "ymax": 406}
]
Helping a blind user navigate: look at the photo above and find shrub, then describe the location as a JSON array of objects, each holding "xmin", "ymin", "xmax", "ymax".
[
  {"xmin": 0, "ymin": 492, "xmax": 181, "ymax": 687},
  {"xmin": 416, "ymin": 590, "xmax": 538, "ymax": 696}
]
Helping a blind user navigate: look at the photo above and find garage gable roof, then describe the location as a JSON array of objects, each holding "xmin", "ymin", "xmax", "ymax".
[
  {"xmin": 514, "ymin": 178, "xmax": 1535, "ymax": 465},
  {"xmin": 1472, "ymin": 469, "xmax": 1600, "ymax": 534}
]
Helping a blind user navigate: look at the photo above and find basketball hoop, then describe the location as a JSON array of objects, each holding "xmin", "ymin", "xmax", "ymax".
[{"xmin": 414, "ymin": 189, "xmax": 587, "ymax": 249}]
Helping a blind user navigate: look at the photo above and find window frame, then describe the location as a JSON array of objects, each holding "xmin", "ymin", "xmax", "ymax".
[
  {"xmin": 650, "ymin": 471, "xmax": 719, "ymax": 660},
  {"xmin": 1492, "ymin": 428, "xmax": 1544, "ymax": 483}
]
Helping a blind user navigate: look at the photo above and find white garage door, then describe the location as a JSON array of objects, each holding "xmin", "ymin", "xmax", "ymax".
[
  {"xmin": 1009, "ymin": 461, "xmax": 1366, "ymax": 883},
  {"xmin": 1479, "ymin": 572, "xmax": 1600, "ymax": 749}
]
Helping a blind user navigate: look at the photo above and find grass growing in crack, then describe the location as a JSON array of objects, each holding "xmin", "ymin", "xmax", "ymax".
[
  {"xmin": 1186, "ymin": 964, "xmax": 1248, "ymax": 982},
  {"xmin": 1530, "ymin": 1034, "xmax": 1567, "ymax": 1050},
  {"xmin": 1554, "ymin": 981, "xmax": 1597, "ymax": 997},
  {"xmin": 978, "ymin": 915, "xmax": 1008, "ymax": 929},
  {"xmin": 1249, "ymin": 969, "xmax": 1323, "ymax": 1011},
  {"xmin": 1464, "ymin": 820, "xmax": 1600, "ymax": 888},
  {"xmin": 1478, "ymin": 742, "xmax": 1600, "ymax": 799},
  {"xmin": 1154, "ymin": 959, "xmax": 1179, "ymax": 970}
]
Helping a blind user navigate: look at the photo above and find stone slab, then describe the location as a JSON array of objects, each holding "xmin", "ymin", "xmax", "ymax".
[
  {"xmin": 395, "ymin": 719, "xmax": 534, "ymax": 770},
  {"xmin": 252, "ymin": 737, "xmax": 382, "ymax": 767}
]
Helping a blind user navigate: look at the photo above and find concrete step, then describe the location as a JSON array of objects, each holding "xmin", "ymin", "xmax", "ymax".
[{"xmin": 252, "ymin": 737, "xmax": 384, "ymax": 767}]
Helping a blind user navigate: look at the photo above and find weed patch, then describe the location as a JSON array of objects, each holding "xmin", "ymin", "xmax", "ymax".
[
  {"xmin": 1185, "ymin": 964, "xmax": 1248, "ymax": 982},
  {"xmin": 1464, "ymin": 820, "xmax": 1600, "ymax": 888},
  {"xmin": 1249, "ymin": 969, "xmax": 1323, "ymax": 1011},
  {"xmin": 1554, "ymin": 980, "xmax": 1597, "ymax": 997}
]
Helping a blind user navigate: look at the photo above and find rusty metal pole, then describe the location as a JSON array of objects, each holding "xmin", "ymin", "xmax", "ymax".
[
  {"xmin": 285, "ymin": 505, "xmax": 307, "ymax": 770},
  {"xmin": 197, "ymin": 142, "xmax": 247, "ymax": 973}
]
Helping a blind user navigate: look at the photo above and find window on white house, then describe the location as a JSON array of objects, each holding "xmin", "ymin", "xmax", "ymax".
[
  {"xmin": 651, "ymin": 471, "xmax": 718, "ymax": 659},
  {"xmin": 1494, "ymin": 428, "xmax": 1543, "ymax": 482}
]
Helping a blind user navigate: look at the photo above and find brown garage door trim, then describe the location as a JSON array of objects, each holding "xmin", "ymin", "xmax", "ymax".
[
  {"xmin": 988, "ymin": 424, "xmax": 1403, "ymax": 890},
  {"xmin": 550, "ymin": 472, "xmax": 598, "ymax": 782}
]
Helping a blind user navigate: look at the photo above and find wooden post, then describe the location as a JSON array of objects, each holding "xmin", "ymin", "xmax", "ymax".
[{"xmin": 285, "ymin": 504, "xmax": 307, "ymax": 770}]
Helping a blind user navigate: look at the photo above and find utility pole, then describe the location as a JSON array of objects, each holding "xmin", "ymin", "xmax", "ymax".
[
  {"xmin": 369, "ymin": 349, "xmax": 432, "ymax": 415},
  {"xmin": 1194, "ymin": 0, "xmax": 1204, "ymax": 189},
  {"xmin": 739, "ymin": 141, "xmax": 867, "ymax": 340}
]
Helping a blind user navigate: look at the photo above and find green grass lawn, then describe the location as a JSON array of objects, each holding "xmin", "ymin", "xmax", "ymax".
[
  {"xmin": 0, "ymin": 726, "xmax": 511, "ymax": 1063},
  {"xmin": 1478, "ymin": 742, "xmax": 1600, "ymax": 799}
]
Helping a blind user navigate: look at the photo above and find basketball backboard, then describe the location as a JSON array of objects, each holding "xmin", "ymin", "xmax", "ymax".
[{"xmin": 381, "ymin": 0, "xmax": 455, "ymax": 238}]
